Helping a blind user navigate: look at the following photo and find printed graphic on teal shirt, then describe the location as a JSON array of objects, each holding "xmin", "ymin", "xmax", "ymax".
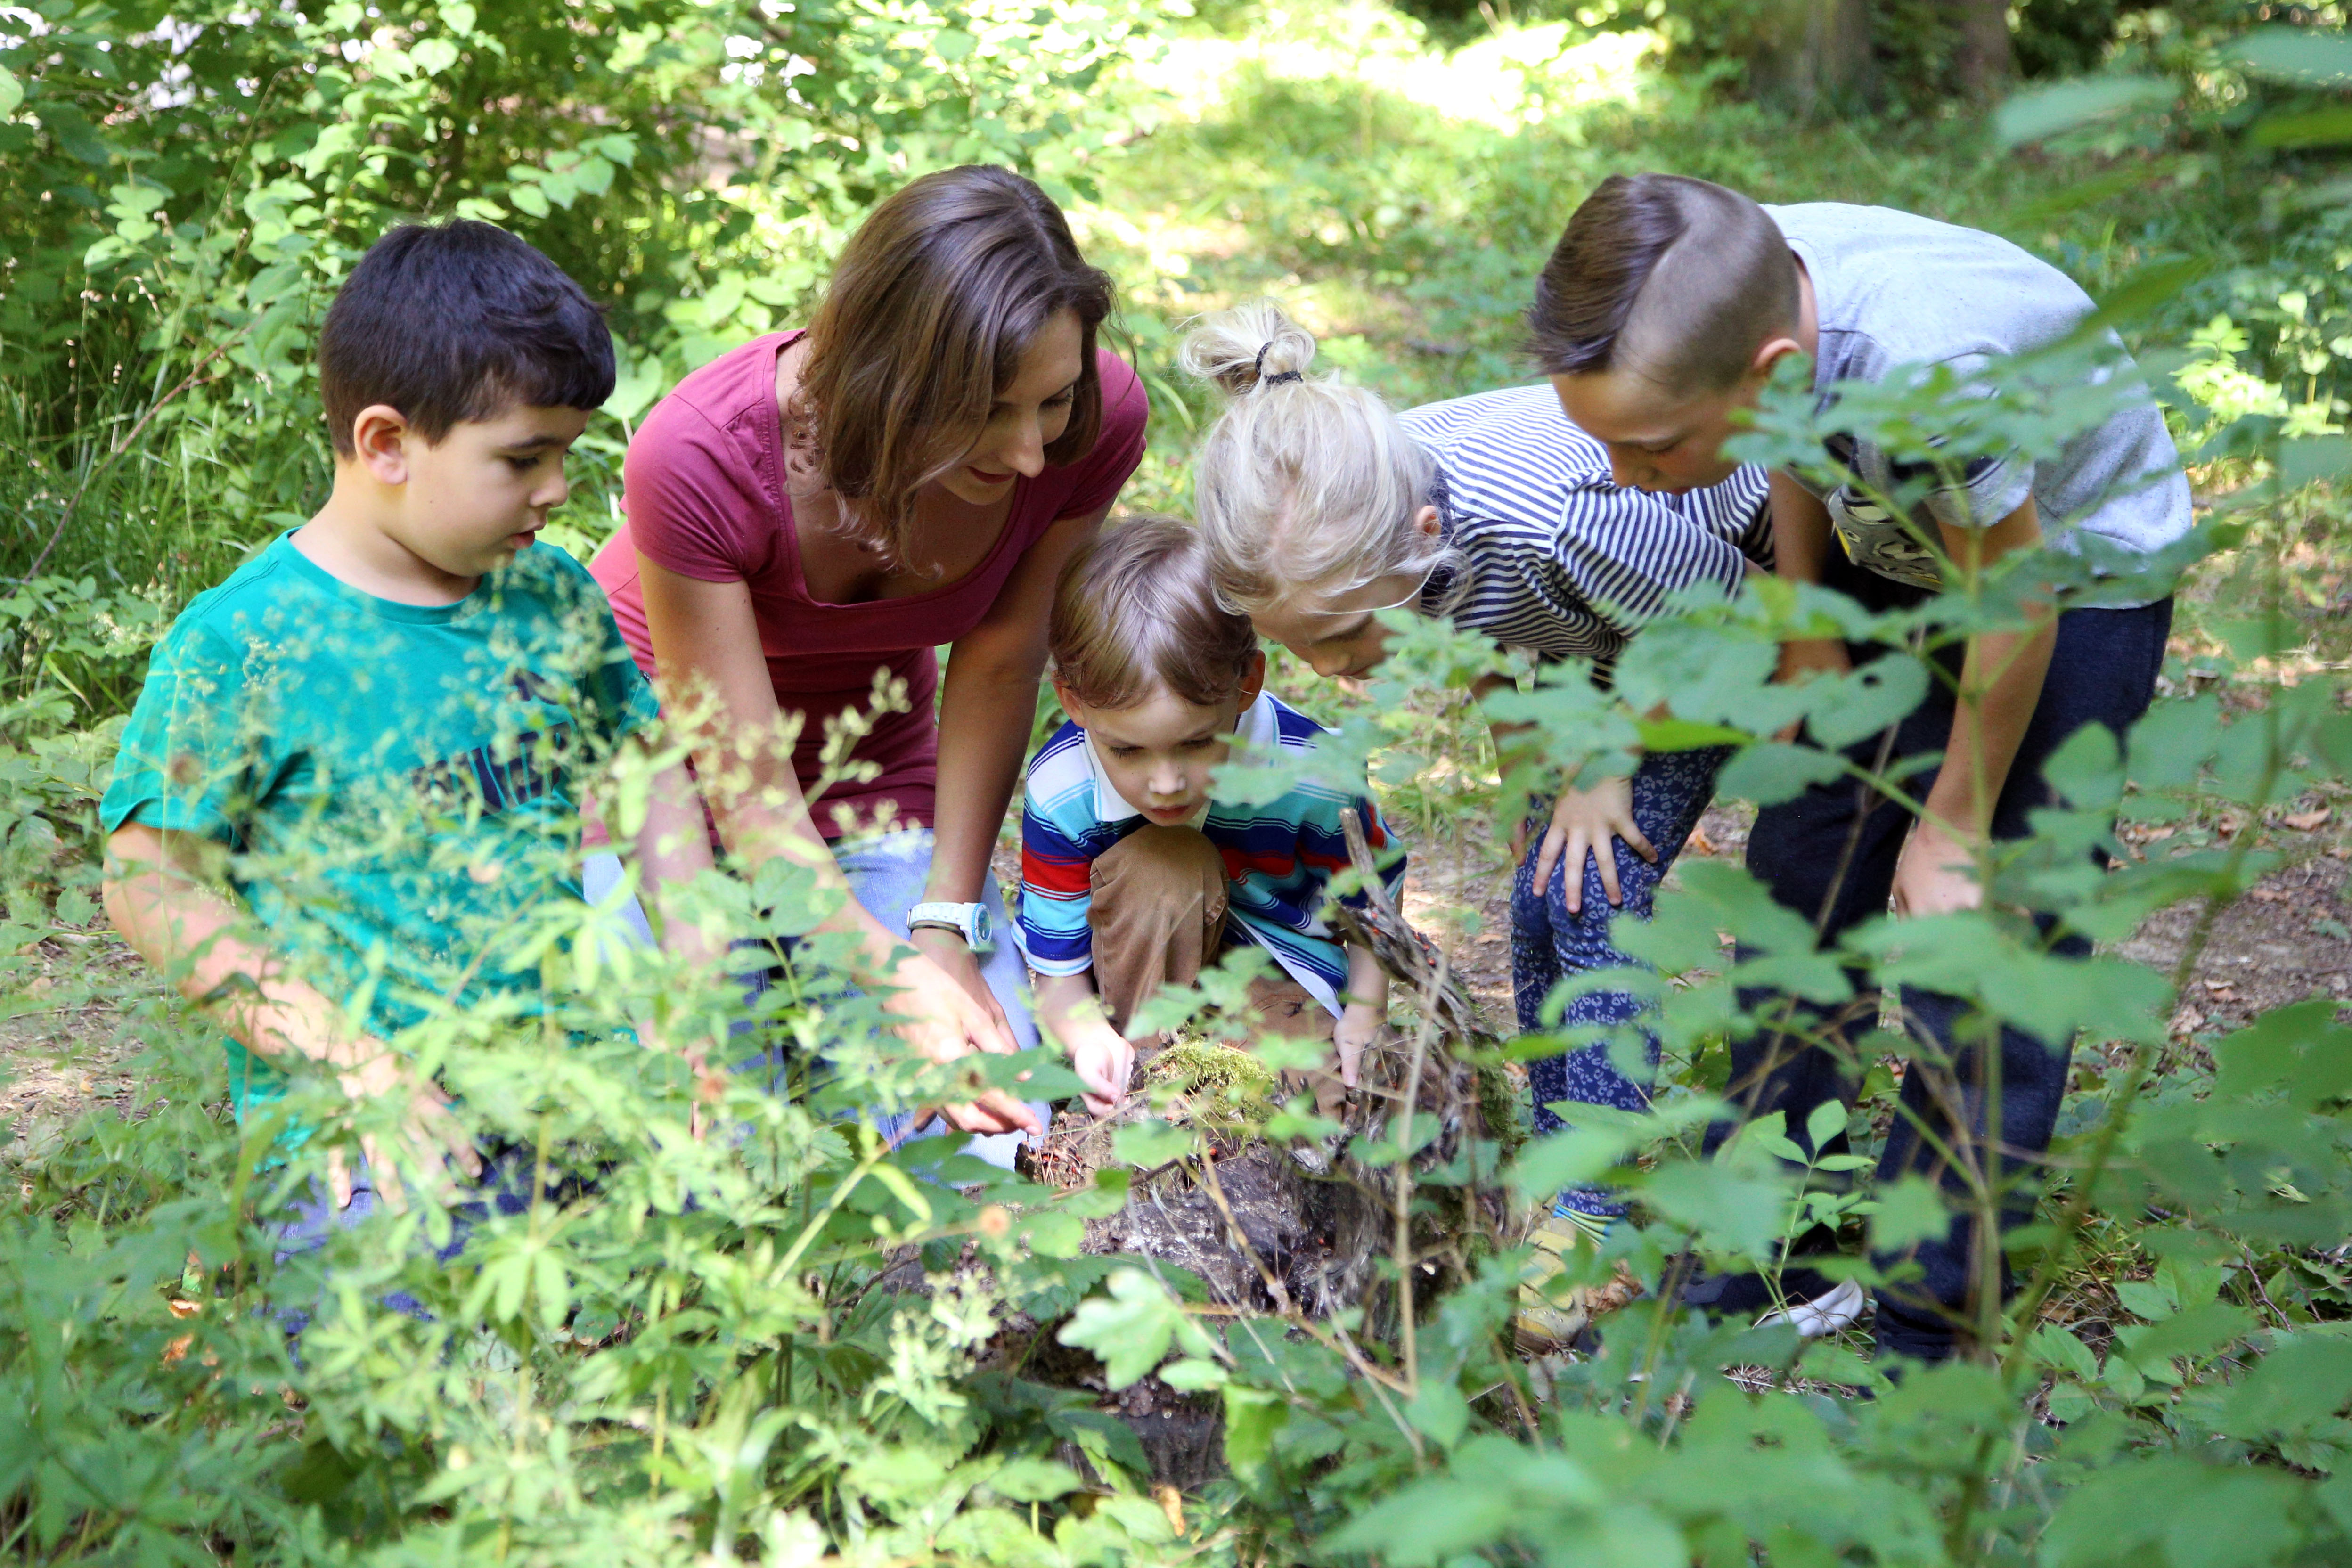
[{"xmin": 100, "ymin": 533, "xmax": 658, "ymax": 1117}]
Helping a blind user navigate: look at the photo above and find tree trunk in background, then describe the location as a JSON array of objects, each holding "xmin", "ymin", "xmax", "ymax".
[
  {"xmin": 1747, "ymin": 0, "xmax": 1876, "ymax": 116},
  {"xmin": 1952, "ymin": 0, "xmax": 2014, "ymax": 96}
]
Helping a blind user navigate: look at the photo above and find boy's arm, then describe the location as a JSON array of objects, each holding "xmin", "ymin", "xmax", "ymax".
[
  {"xmin": 1897, "ymin": 497, "xmax": 2055, "ymax": 916},
  {"xmin": 1031, "ymin": 968, "xmax": 1134, "ymax": 1118},
  {"xmin": 1334, "ymin": 943, "xmax": 1388, "ymax": 1089},
  {"xmin": 1769, "ymin": 471, "xmax": 1854, "ymax": 687},
  {"xmin": 101, "ymin": 823, "xmax": 477, "ymax": 1204}
]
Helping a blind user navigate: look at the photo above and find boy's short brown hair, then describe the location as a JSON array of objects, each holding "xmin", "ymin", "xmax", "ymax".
[
  {"xmin": 1050, "ymin": 517, "xmax": 1259, "ymax": 712},
  {"xmin": 1527, "ymin": 173, "xmax": 1799, "ymax": 396}
]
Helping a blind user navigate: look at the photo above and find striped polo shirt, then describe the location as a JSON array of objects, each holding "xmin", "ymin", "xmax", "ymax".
[
  {"xmin": 1399, "ymin": 384, "xmax": 1773, "ymax": 670},
  {"xmin": 1016, "ymin": 690, "xmax": 1405, "ymax": 1016}
]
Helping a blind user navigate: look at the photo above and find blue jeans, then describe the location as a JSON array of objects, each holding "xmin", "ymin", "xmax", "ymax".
[
  {"xmin": 270, "ymin": 1143, "xmax": 579, "ymax": 1332},
  {"xmin": 1726, "ymin": 549, "xmax": 2174, "ymax": 1357},
  {"xmin": 1513, "ymin": 745, "xmax": 1731, "ymax": 1220},
  {"xmin": 586, "ymin": 827, "xmax": 1049, "ymax": 1169}
]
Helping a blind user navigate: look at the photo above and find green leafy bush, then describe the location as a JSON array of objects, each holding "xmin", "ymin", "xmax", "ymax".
[{"xmin": 0, "ymin": 0, "xmax": 1168, "ymax": 588}]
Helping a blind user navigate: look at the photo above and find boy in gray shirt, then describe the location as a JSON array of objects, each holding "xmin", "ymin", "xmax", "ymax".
[
  {"xmin": 1765, "ymin": 200, "xmax": 2189, "ymax": 591},
  {"xmin": 1527, "ymin": 174, "xmax": 2185, "ymax": 1364}
]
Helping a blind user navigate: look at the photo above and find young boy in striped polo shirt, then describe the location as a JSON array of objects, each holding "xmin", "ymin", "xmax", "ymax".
[{"xmin": 1015, "ymin": 517, "xmax": 1403, "ymax": 1118}]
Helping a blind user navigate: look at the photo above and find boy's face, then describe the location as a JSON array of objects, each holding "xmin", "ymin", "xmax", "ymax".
[
  {"xmin": 1061, "ymin": 653, "xmax": 1266, "ymax": 827},
  {"xmin": 1550, "ymin": 369, "xmax": 1756, "ymax": 495},
  {"xmin": 354, "ymin": 401, "xmax": 592, "ymax": 578}
]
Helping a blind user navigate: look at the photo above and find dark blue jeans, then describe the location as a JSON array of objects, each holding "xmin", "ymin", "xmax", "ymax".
[
  {"xmin": 1724, "ymin": 553, "xmax": 2173, "ymax": 1358},
  {"xmin": 270, "ymin": 1143, "xmax": 577, "ymax": 1333},
  {"xmin": 1515, "ymin": 744, "xmax": 1732, "ymax": 1220}
]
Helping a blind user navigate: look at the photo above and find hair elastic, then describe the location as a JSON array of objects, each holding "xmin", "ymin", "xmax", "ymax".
[{"xmin": 1252, "ymin": 341, "xmax": 1304, "ymax": 389}]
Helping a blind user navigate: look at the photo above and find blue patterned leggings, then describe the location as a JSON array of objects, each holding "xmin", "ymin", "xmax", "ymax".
[{"xmin": 1513, "ymin": 745, "xmax": 1731, "ymax": 1219}]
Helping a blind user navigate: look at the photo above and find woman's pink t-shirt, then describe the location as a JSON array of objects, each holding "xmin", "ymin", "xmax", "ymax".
[{"xmin": 591, "ymin": 331, "xmax": 1149, "ymax": 833}]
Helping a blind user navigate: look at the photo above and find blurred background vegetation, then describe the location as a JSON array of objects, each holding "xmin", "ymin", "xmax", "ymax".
[{"xmin": 5, "ymin": 0, "xmax": 2350, "ymax": 623}]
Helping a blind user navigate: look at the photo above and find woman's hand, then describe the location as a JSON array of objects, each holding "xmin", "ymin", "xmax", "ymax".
[
  {"xmin": 1333, "ymin": 1001, "xmax": 1384, "ymax": 1088},
  {"xmin": 1531, "ymin": 776, "xmax": 1655, "ymax": 915},
  {"xmin": 1893, "ymin": 817, "xmax": 1982, "ymax": 917},
  {"xmin": 884, "ymin": 945, "xmax": 1039, "ymax": 1137},
  {"xmin": 909, "ymin": 925, "xmax": 1014, "ymax": 1033}
]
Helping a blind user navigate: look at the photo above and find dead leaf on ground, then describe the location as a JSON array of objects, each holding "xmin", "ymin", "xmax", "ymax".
[{"xmin": 2284, "ymin": 807, "xmax": 2334, "ymax": 831}]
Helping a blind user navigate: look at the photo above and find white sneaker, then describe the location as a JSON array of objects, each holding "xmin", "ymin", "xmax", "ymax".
[{"xmin": 1756, "ymin": 1278, "xmax": 1867, "ymax": 1337}]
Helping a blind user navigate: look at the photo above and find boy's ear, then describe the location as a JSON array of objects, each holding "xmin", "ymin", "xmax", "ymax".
[
  {"xmin": 1748, "ymin": 333, "xmax": 1805, "ymax": 385},
  {"xmin": 347, "ymin": 403, "xmax": 415, "ymax": 486},
  {"xmin": 1051, "ymin": 676, "xmax": 1085, "ymax": 727},
  {"xmin": 1237, "ymin": 648, "xmax": 1267, "ymax": 710}
]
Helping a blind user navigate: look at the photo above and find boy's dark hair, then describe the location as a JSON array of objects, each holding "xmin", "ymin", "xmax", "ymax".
[
  {"xmin": 319, "ymin": 220, "xmax": 615, "ymax": 456},
  {"xmin": 1527, "ymin": 173, "xmax": 1799, "ymax": 396},
  {"xmin": 1050, "ymin": 517, "xmax": 1259, "ymax": 712}
]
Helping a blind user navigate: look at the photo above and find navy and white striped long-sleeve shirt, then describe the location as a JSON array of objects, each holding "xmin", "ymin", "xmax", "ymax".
[{"xmin": 1399, "ymin": 385, "xmax": 1773, "ymax": 670}]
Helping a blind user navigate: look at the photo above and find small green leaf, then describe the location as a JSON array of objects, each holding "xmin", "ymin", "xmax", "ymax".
[
  {"xmin": 1995, "ymin": 73, "xmax": 2175, "ymax": 147},
  {"xmin": 1719, "ymin": 741, "xmax": 1845, "ymax": 805},
  {"xmin": 1404, "ymin": 1377, "xmax": 1470, "ymax": 1448},
  {"xmin": 933, "ymin": 26, "xmax": 976, "ymax": 59},
  {"xmin": 1222, "ymin": 1385, "xmax": 1288, "ymax": 1478},
  {"xmin": 0, "ymin": 65, "xmax": 22, "ymax": 118},
  {"xmin": 1803, "ymin": 1099, "xmax": 1846, "ymax": 1155},
  {"xmin": 1869, "ymin": 1176, "xmax": 1950, "ymax": 1252},
  {"xmin": 1112, "ymin": 1118, "xmax": 1193, "ymax": 1168},
  {"xmin": 1160, "ymin": 1357, "xmax": 1229, "ymax": 1391}
]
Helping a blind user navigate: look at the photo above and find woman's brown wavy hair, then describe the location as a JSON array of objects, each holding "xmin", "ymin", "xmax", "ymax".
[{"xmin": 795, "ymin": 165, "xmax": 1116, "ymax": 565}]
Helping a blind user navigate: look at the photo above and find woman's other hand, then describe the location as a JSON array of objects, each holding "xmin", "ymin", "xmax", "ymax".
[{"xmin": 885, "ymin": 944, "xmax": 1039, "ymax": 1136}]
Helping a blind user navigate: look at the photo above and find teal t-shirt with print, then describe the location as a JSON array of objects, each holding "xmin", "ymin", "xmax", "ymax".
[{"xmin": 99, "ymin": 531, "xmax": 660, "ymax": 1116}]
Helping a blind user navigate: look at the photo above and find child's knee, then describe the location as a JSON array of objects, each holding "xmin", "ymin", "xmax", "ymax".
[{"xmin": 1092, "ymin": 824, "xmax": 1228, "ymax": 925}]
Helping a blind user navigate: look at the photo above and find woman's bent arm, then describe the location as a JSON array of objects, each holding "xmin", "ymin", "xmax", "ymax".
[
  {"xmin": 918, "ymin": 507, "xmax": 1108, "ymax": 992},
  {"xmin": 635, "ymin": 554, "xmax": 1036, "ymax": 1134}
]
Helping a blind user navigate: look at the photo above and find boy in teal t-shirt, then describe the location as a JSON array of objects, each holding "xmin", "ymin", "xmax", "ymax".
[{"xmin": 101, "ymin": 220, "xmax": 712, "ymax": 1208}]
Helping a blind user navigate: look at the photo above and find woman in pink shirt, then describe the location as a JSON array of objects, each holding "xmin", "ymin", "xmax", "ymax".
[{"xmin": 591, "ymin": 167, "xmax": 1148, "ymax": 1147}]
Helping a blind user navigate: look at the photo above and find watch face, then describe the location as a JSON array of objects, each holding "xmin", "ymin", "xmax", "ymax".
[{"xmin": 970, "ymin": 905, "xmax": 993, "ymax": 946}]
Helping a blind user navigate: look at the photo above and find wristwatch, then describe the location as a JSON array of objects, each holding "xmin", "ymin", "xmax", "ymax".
[{"xmin": 906, "ymin": 900, "xmax": 994, "ymax": 953}]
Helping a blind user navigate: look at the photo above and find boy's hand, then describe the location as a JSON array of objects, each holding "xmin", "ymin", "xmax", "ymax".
[
  {"xmin": 1893, "ymin": 817, "xmax": 1981, "ymax": 917},
  {"xmin": 333, "ymin": 1044, "xmax": 480, "ymax": 1213},
  {"xmin": 1069, "ymin": 1018, "xmax": 1137, "ymax": 1119},
  {"xmin": 1333, "ymin": 1002, "xmax": 1383, "ymax": 1089}
]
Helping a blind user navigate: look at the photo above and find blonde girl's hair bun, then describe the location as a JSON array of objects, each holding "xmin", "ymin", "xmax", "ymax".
[
  {"xmin": 1177, "ymin": 300, "xmax": 1320, "ymax": 398},
  {"xmin": 1180, "ymin": 296, "xmax": 1460, "ymax": 619}
]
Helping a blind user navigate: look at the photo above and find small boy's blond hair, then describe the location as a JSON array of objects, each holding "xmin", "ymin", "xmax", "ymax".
[{"xmin": 1050, "ymin": 517, "xmax": 1259, "ymax": 712}]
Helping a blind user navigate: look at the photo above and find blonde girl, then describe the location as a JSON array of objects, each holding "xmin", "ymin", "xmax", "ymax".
[{"xmin": 1181, "ymin": 300, "xmax": 1802, "ymax": 1346}]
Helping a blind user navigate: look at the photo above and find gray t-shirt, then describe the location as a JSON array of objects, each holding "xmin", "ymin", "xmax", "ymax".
[{"xmin": 1766, "ymin": 203, "xmax": 2191, "ymax": 595}]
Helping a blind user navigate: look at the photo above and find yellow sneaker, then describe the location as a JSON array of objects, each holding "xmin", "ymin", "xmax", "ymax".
[{"xmin": 1514, "ymin": 1212, "xmax": 1640, "ymax": 1355}]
